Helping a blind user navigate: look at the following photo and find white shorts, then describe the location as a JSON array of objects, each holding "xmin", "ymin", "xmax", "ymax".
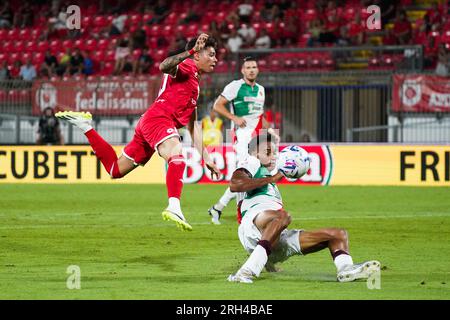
[
  {"xmin": 234, "ymin": 127, "xmax": 253, "ymax": 160},
  {"xmin": 238, "ymin": 202, "xmax": 303, "ymax": 264}
]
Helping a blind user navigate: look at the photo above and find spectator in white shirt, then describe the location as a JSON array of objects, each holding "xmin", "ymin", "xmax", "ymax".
[
  {"xmin": 238, "ymin": 0, "xmax": 254, "ymax": 23},
  {"xmin": 255, "ymin": 29, "xmax": 271, "ymax": 49},
  {"xmin": 226, "ymin": 29, "xmax": 244, "ymax": 53},
  {"xmin": 238, "ymin": 24, "xmax": 256, "ymax": 46}
]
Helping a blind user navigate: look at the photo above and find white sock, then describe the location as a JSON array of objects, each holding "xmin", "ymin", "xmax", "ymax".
[
  {"xmin": 167, "ymin": 197, "xmax": 184, "ymax": 219},
  {"xmin": 334, "ymin": 254, "xmax": 354, "ymax": 272},
  {"xmin": 238, "ymin": 245, "xmax": 268, "ymax": 278},
  {"xmin": 216, "ymin": 187, "xmax": 236, "ymax": 210}
]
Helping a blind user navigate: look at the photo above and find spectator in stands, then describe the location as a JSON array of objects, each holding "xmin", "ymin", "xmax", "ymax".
[
  {"xmin": 226, "ymin": 28, "xmax": 244, "ymax": 54},
  {"xmin": 307, "ymin": 18, "xmax": 324, "ymax": 47},
  {"xmin": 147, "ymin": 0, "xmax": 170, "ymax": 25},
  {"xmin": 209, "ymin": 21, "xmax": 224, "ymax": 48},
  {"xmin": 19, "ymin": 59, "xmax": 37, "ymax": 81},
  {"xmin": 131, "ymin": 48, "xmax": 151, "ymax": 75},
  {"xmin": 41, "ymin": 50, "xmax": 58, "ymax": 78},
  {"xmin": 48, "ymin": 4, "xmax": 68, "ymax": 31},
  {"xmin": 13, "ymin": 1, "xmax": 34, "ymax": 28},
  {"xmin": 36, "ymin": 107, "xmax": 64, "ymax": 146},
  {"xmin": 393, "ymin": 9, "xmax": 412, "ymax": 45},
  {"xmin": 109, "ymin": 12, "xmax": 128, "ymax": 36},
  {"xmin": 130, "ymin": 23, "xmax": 147, "ymax": 50},
  {"xmin": 255, "ymin": 29, "xmax": 271, "ymax": 49},
  {"xmin": 10, "ymin": 60, "xmax": 22, "ymax": 79},
  {"xmin": 382, "ymin": 28, "xmax": 397, "ymax": 46},
  {"xmin": 56, "ymin": 48, "xmax": 72, "ymax": 76},
  {"xmin": 82, "ymin": 51, "xmax": 94, "ymax": 76},
  {"xmin": 319, "ymin": 11, "xmax": 341, "ymax": 45},
  {"xmin": 347, "ymin": 12, "xmax": 365, "ymax": 46},
  {"xmin": 282, "ymin": 15, "xmax": 299, "ymax": 46},
  {"xmin": 300, "ymin": 133, "xmax": 312, "ymax": 143},
  {"xmin": 238, "ymin": 23, "xmax": 256, "ymax": 47},
  {"xmin": 261, "ymin": 4, "xmax": 282, "ymax": 23},
  {"xmin": 181, "ymin": 7, "xmax": 201, "ymax": 25},
  {"xmin": 68, "ymin": 48, "xmax": 84, "ymax": 75},
  {"xmin": 0, "ymin": 1, "xmax": 13, "ymax": 28},
  {"xmin": 226, "ymin": 8, "xmax": 240, "ymax": 26},
  {"xmin": 167, "ymin": 32, "xmax": 187, "ymax": 56},
  {"xmin": 0, "ymin": 61, "xmax": 10, "ymax": 80},
  {"xmin": 435, "ymin": 44, "xmax": 449, "ymax": 77},
  {"xmin": 113, "ymin": 38, "xmax": 131, "ymax": 75},
  {"xmin": 238, "ymin": 0, "xmax": 254, "ymax": 24}
]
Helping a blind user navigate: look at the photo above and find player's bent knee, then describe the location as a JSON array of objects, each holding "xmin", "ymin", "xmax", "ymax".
[
  {"xmin": 333, "ymin": 228, "xmax": 348, "ymax": 241},
  {"xmin": 278, "ymin": 210, "xmax": 292, "ymax": 228}
]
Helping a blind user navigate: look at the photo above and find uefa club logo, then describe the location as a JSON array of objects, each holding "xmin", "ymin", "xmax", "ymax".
[
  {"xmin": 401, "ymin": 80, "xmax": 422, "ymax": 107},
  {"xmin": 36, "ymin": 83, "xmax": 57, "ymax": 111}
]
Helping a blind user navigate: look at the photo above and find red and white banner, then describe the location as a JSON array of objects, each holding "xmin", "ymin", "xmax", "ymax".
[
  {"xmin": 182, "ymin": 144, "xmax": 333, "ymax": 185},
  {"xmin": 392, "ymin": 74, "xmax": 450, "ymax": 112},
  {"xmin": 32, "ymin": 79, "xmax": 161, "ymax": 116}
]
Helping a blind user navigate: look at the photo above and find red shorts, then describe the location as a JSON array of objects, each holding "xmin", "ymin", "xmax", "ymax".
[{"xmin": 123, "ymin": 111, "xmax": 180, "ymax": 165}]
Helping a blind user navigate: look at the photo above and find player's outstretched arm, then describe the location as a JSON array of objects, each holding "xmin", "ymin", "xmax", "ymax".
[
  {"xmin": 230, "ymin": 169, "xmax": 283, "ymax": 192},
  {"xmin": 159, "ymin": 33, "xmax": 209, "ymax": 77},
  {"xmin": 188, "ymin": 111, "xmax": 221, "ymax": 180}
]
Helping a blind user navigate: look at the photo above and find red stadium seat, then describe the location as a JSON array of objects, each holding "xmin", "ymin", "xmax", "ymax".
[
  {"xmin": 105, "ymin": 50, "xmax": 116, "ymax": 62},
  {"xmin": 49, "ymin": 40, "xmax": 61, "ymax": 54},
  {"xmin": 186, "ymin": 24, "xmax": 198, "ymax": 37},
  {"xmin": 30, "ymin": 28, "xmax": 41, "ymax": 40},
  {"xmin": 14, "ymin": 41, "xmax": 25, "ymax": 53},
  {"xmin": 93, "ymin": 16, "xmax": 108, "ymax": 28},
  {"xmin": 24, "ymin": 41, "xmax": 37, "ymax": 53},
  {"xmin": 93, "ymin": 50, "xmax": 105, "ymax": 62},
  {"xmin": 82, "ymin": 16, "xmax": 93, "ymax": 29},
  {"xmin": 161, "ymin": 25, "xmax": 173, "ymax": 38},
  {"xmin": 37, "ymin": 41, "xmax": 49, "ymax": 52},
  {"xmin": 7, "ymin": 29, "xmax": 19, "ymax": 41},
  {"xmin": 149, "ymin": 25, "xmax": 161, "ymax": 37},
  {"xmin": 128, "ymin": 14, "xmax": 141, "ymax": 25},
  {"xmin": 33, "ymin": 52, "xmax": 45, "ymax": 65},
  {"xmin": 19, "ymin": 29, "xmax": 31, "ymax": 41},
  {"xmin": 85, "ymin": 39, "xmax": 97, "ymax": 51},
  {"xmin": 97, "ymin": 39, "xmax": 109, "ymax": 50},
  {"xmin": 8, "ymin": 53, "xmax": 20, "ymax": 64},
  {"xmin": 73, "ymin": 39, "xmax": 83, "ymax": 50},
  {"xmin": 0, "ymin": 53, "xmax": 6, "ymax": 62},
  {"xmin": 21, "ymin": 52, "xmax": 32, "ymax": 62},
  {"xmin": 0, "ymin": 29, "xmax": 7, "ymax": 41},
  {"xmin": 62, "ymin": 39, "xmax": 74, "ymax": 50},
  {"xmin": 3, "ymin": 41, "xmax": 13, "ymax": 52}
]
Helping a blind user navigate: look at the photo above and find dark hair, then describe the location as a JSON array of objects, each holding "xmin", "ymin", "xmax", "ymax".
[
  {"xmin": 243, "ymin": 56, "xmax": 257, "ymax": 63},
  {"xmin": 248, "ymin": 134, "xmax": 273, "ymax": 154},
  {"xmin": 185, "ymin": 35, "xmax": 218, "ymax": 51}
]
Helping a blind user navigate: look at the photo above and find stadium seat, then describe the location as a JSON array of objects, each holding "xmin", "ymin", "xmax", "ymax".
[
  {"xmin": 32, "ymin": 52, "xmax": 45, "ymax": 65},
  {"xmin": 49, "ymin": 40, "xmax": 61, "ymax": 54},
  {"xmin": 82, "ymin": 15, "xmax": 93, "ymax": 29},
  {"xmin": 97, "ymin": 39, "xmax": 109, "ymax": 50},
  {"xmin": 0, "ymin": 29, "xmax": 6, "ymax": 41},
  {"xmin": 37, "ymin": 41, "xmax": 49, "ymax": 53},
  {"xmin": 14, "ymin": 41, "xmax": 25, "ymax": 53},
  {"xmin": 129, "ymin": 14, "xmax": 141, "ymax": 26},
  {"xmin": 3, "ymin": 41, "xmax": 13, "ymax": 52},
  {"xmin": 85, "ymin": 39, "xmax": 97, "ymax": 51},
  {"xmin": 105, "ymin": 50, "xmax": 116, "ymax": 62},
  {"xmin": 93, "ymin": 16, "xmax": 109, "ymax": 28},
  {"xmin": 62, "ymin": 39, "xmax": 74, "ymax": 50},
  {"xmin": 7, "ymin": 29, "xmax": 19, "ymax": 41}
]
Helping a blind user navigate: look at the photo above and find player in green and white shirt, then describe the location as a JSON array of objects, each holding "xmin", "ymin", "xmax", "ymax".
[
  {"xmin": 227, "ymin": 134, "xmax": 381, "ymax": 284},
  {"xmin": 208, "ymin": 56, "xmax": 279, "ymax": 225}
]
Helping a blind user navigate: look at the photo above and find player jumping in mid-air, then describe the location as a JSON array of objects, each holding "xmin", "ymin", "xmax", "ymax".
[
  {"xmin": 208, "ymin": 56, "xmax": 279, "ymax": 225},
  {"xmin": 56, "ymin": 34, "xmax": 220, "ymax": 231},
  {"xmin": 227, "ymin": 134, "xmax": 381, "ymax": 283}
]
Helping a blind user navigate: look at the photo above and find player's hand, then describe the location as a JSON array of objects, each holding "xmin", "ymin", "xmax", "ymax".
[
  {"xmin": 206, "ymin": 161, "xmax": 221, "ymax": 180},
  {"xmin": 233, "ymin": 116, "xmax": 247, "ymax": 128},
  {"xmin": 271, "ymin": 172, "xmax": 284, "ymax": 183},
  {"xmin": 193, "ymin": 33, "xmax": 209, "ymax": 52}
]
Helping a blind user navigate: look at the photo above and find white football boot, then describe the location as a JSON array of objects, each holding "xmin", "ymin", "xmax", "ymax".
[
  {"xmin": 227, "ymin": 270, "xmax": 254, "ymax": 284},
  {"xmin": 208, "ymin": 206, "xmax": 222, "ymax": 225},
  {"xmin": 55, "ymin": 111, "xmax": 93, "ymax": 133},
  {"xmin": 337, "ymin": 260, "xmax": 381, "ymax": 282}
]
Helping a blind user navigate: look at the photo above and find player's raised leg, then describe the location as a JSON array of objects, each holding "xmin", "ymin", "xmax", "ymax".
[
  {"xmin": 55, "ymin": 111, "xmax": 136, "ymax": 178},
  {"xmin": 157, "ymin": 136, "xmax": 192, "ymax": 231},
  {"xmin": 299, "ymin": 228, "xmax": 380, "ymax": 282},
  {"xmin": 228, "ymin": 209, "xmax": 291, "ymax": 283}
]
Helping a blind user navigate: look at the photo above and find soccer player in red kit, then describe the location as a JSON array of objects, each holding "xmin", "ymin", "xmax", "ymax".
[{"xmin": 56, "ymin": 34, "xmax": 220, "ymax": 231}]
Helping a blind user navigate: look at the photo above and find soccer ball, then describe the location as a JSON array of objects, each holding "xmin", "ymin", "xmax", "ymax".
[{"xmin": 277, "ymin": 145, "xmax": 311, "ymax": 179}]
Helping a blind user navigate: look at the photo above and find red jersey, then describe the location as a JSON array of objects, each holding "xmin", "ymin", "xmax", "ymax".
[{"xmin": 150, "ymin": 58, "xmax": 200, "ymax": 128}]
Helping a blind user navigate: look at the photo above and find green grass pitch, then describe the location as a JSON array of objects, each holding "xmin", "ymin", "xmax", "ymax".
[{"xmin": 0, "ymin": 184, "xmax": 449, "ymax": 300}]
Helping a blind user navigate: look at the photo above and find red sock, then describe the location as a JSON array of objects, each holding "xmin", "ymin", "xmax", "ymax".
[
  {"xmin": 85, "ymin": 129, "xmax": 121, "ymax": 178},
  {"xmin": 166, "ymin": 155, "xmax": 186, "ymax": 199}
]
